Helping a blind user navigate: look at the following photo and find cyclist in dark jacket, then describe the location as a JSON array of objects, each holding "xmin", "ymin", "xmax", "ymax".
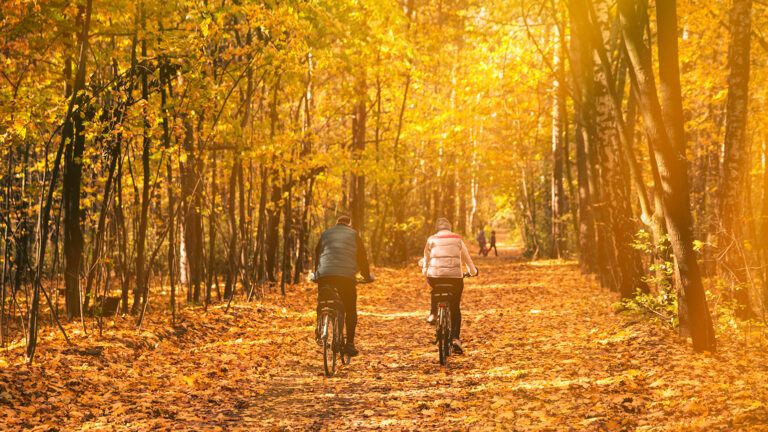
[{"xmin": 313, "ymin": 215, "xmax": 373, "ymax": 357}]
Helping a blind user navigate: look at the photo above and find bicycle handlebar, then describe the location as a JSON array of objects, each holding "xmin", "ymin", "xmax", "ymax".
[
  {"xmin": 463, "ymin": 268, "xmax": 480, "ymax": 278},
  {"xmin": 309, "ymin": 272, "xmax": 375, "ymax": 284}
]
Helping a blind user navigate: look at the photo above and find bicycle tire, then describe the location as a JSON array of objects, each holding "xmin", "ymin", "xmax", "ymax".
[
  {"xmin": 339, "ymin": 315, "xmax": 351, "ymax": 365},
  {"xmin": 445, "ymin": 309, "xmax": 453, "ymax": 358},
  {"xmin": 438, "ymin": 309, "xmax": 449, "ymax": 366},
  {"xmin": 322, "ymin": 313, "xmax": 336, "ymax": 377}
]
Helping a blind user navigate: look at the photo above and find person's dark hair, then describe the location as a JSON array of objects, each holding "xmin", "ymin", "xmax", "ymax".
[{"xmin": 337, "ymin": 215, "xmax": 352, "ymax": 226}]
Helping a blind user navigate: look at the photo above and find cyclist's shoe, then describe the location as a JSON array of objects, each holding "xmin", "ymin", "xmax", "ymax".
[
  {"xmin": 426, "ymin": 314, "xmax": 436, "ymax": 325},
  {"xmin": 452, "ymin": 339, "xmax": 464, "ymax": 355},
  {"xmin": 315, "ymin": 329, "xmax": 323, "ymax": 346},
  {"xmin": 344, "ymin": 343, "xmax": 360, "ymax": 357}
]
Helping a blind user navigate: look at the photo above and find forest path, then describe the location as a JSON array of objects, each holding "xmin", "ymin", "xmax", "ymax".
[
  {"xmin": 2, "ymin": 246, "xmax": 768, "ymax": 431},
  {"xmin": 205, "ymin": 246, "xmax": 767, "ymax": 431}
]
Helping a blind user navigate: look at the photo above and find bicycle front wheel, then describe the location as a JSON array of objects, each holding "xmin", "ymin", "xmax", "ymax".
[{"xmin": 322, "ymin": 314, "xmax": 336, "ymax": 377}]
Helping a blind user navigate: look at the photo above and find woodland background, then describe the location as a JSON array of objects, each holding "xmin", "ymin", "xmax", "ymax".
[{"xmin": 1, "ymin": 0, "xmax": 768, "ymax": 361}]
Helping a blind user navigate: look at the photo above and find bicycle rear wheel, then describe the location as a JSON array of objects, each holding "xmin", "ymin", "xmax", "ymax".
[
  {"xmin": 322, "ymin": 314, "xmax": 337, "ymax": 377},
  {"xmin": 438, "ymin": 310, "xmax": 450, "ymax": 366},
  {"xmin": 339, "ymin": 315, "xmax": 351, "ymax": 365}
]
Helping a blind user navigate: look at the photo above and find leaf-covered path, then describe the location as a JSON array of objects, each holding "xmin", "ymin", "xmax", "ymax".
[{"xmin": 2, "ymin": 249, "xmax": 768, "ymax": 431}]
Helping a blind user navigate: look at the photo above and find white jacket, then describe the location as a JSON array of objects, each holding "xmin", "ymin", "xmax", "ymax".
[{"xmin": 421, "ymin": 230, "xmax": 477, "ymax": 278}]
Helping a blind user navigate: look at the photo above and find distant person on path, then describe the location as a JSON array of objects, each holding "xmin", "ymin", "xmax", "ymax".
[
  {"xmin": 476, "ymin": 230, "xmax": 488, "ymax": 256},
  {"xmin": 422, "ymin": 218, "xmax": 478, "ymax": 354},
  {"xmin": 312, "ymin": 215, "xmax": 374, "ymax": 357},
  {"xmin": 488, "ymin": 230, "xmax": 498, "ymax": 256}
]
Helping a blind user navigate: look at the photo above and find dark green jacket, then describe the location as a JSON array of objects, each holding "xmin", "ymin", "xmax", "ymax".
[{"xmin": 314, "ymin": 224, "xmax": 371, "ymax": 280}]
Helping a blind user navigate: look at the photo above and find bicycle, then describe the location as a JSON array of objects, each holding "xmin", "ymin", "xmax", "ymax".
[
  {"xmin": 315, "ymin": 276, "xmax": 374, "ymax": 377},
  {"xmin": 317, "ymin": 295, "xmax": 346, "ymax": 377},
  {"xmin": 433, "ymin": 271, "xmax": 475, "ymax": 366}
]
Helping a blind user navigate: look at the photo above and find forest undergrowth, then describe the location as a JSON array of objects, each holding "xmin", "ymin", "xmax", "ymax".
[{"xmin": 1, "ymin": 247, "xmax": 767, "ymax": 431}]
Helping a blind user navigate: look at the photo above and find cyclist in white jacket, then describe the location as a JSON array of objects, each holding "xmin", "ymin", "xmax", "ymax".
[{"xmin": 421, "ymin": 218, "xmax": 478, "ymax": 354}]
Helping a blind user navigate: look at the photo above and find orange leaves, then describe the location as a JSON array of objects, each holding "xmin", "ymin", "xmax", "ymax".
[{"xmin": 0, "ymin": 249, "xmax": 767, "ymax": 429}]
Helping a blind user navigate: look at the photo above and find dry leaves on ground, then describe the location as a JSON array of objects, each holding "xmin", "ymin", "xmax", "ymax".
[{"xmin": 1, "ymin": 250, "xmax": 767, "ymax": 431}]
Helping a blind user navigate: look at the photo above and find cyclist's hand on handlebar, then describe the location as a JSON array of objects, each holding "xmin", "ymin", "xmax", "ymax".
[
  {"xmin": 464, "ymin": 268, "xmax": 479, "ymax": 278},
  {"xmin": 356, "ymin": 274, "xmax": 375, "ymax": 284}
]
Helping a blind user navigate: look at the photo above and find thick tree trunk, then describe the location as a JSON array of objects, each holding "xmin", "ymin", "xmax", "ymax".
[
  {"xmin": 589, "ymin": 8, "xmax": 648, "ymax": 298},
  {"xmin": 62, "ymin": 5, "xmax": 94, "ymax": 321},
  {"xmin": 619, "ymin": 0, "xmax": 716, "ymax": 351},
  {"xmin": 718, "ymin": 0, "xmax": 754, "ymax": 318},
  {"xmin": 568, "ymin": 0, "xmax": 598, "ymax": 274}
]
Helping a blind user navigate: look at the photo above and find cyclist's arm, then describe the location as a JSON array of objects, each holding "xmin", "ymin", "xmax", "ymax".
[
  {"xmin": 356, "ymin": 234, "xmax": 372, "ymax": 279},
  {"xmin": 460, "ymin": 240, "xmax": 478, "ymax": 275},
  {"xmin": 422, "ymin": 240, "xmax": 431, "ymax": 276},
  {"xmin": 313, "ymin": 237, "xmax": 323, "ymax": 273}
]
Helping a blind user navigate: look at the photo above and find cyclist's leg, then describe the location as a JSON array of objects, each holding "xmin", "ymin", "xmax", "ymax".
[
  {"xmin": 427, "ymin": 278, "xmax": 438, "ymax": 317},
  {"xmin": 316, "ymin": 281, "xmax": 333, "ymax": 340},
  {"xmin": 451, "ymin": 279, "xmax": 464, "ymax": 340},
  {"xmin": 337, "ymin": 278, "xmax": 357, "ymax": 345}
]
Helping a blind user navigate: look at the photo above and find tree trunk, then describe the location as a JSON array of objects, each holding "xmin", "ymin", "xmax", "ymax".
[
  {"xmin": 133, "ymin": 4, "xmax": 151, "ymax": 314},
  {"xmin": 224, "ymin": 156, "xmax": 238, "ymax": 300},
  {"xmin": 568, "ymin": 0, "xmax": 598, "ymax": 274},
  {"xmin": 206, "ymin": 153, "xmax": 217, "ymax": 307},
  {"xmin": 160, "ymin": 58, "xmax": 177, "ymax": 320},
  {"xmin": 280, "ymin": 175, "xmax": 293, "ymax": 296},
  {"xmin": 61, "ymin": 4, "xmax": 96, "ymax": 322},
  {"xmin": 254, "ymin": 165, "xmax": 268, "ymax": 283},
  {"xmin": 551, "ymin": 23, "xmax": 567, "ymax": 259},
  {"xmin": 181, "ymin": 116, "xmax": 204, "ymax": 303},
  {"xmin": 718, "ymin": 0, "xmax": 754, "ymax": 318},
  {"xmin": 349, "ymin": 76, "xmax": 366, "ymax": 232},
  {"xmin": 619, "ymin": 0, "xmax": 716, "ymax": 351},
  {"xmin": 27, "ymin": 0, "xmax": 93, "ymax": 362},
  {"xmin": 265, "ymin": 78, "xmax": 282, "ymax": 283}
]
